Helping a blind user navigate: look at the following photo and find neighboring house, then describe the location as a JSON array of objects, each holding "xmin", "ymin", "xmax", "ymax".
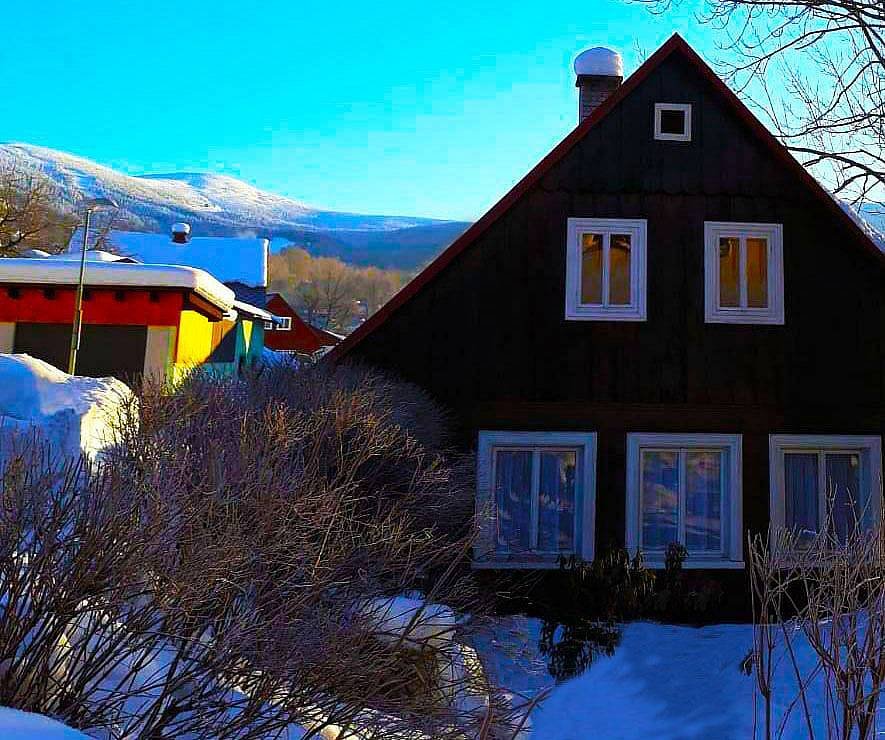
[
  {"xmin": 330, "ymin": 35, "xmax": 885, "ymax": 579},
  {"xmin": 61, "ymin": 223, "xmax": 272, "ymax": 377},
  {"xmin": 0, "ymin": 258, "xmax": 245, "ymax": 383},
  {"xmin": 264, "ymin": 293, "xmax": 342, "ymax": 358}
]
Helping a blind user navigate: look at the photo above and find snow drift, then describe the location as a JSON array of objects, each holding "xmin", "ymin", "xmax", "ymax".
[{"xmin": 0, "ymin": 354, "xmax": 132, "ymax": 459}]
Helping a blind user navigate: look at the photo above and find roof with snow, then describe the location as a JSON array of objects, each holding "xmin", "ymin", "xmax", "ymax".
[
  {"xmin": 0, "ymin": 258, "xmax": 235, "ymax": 312},
  {"xmin": 67, "ymin": 229, "xmax": 268, "ymax": 288}
]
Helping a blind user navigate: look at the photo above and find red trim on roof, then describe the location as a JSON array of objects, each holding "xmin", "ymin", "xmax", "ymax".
[{"xmin": 328, "ymin": 33, "xmax": 884, "ymax": 363}]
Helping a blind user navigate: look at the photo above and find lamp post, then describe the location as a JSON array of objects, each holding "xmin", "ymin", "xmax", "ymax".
[{"xmin": 67, "ymin": 197, "xmax": 118, "ymax": 375}]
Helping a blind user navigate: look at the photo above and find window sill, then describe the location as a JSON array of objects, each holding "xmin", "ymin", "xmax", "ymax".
[
  {"xmin": 565, "ymin": 307, "xmax": 646, "ymax": 322},
  {"xmin": 471, "ymin": 558, "xmax": 572, "ymax": 570},
  {"xmin": 642, "ymin": 558, "xmax": 745, "ymax": 570},
  {"xmin": 705, "ymin": 310, "xmax": 784, "ymax": 326}
]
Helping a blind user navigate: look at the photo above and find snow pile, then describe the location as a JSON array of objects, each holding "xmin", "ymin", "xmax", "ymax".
[
  {"xmin": 0, "ymin": 354, "xmax": 133, "ymax": 459},
  {"xmin": 477, "ymin": 617, "xmax": 844, "ymax": 739},
  {"xmin": 0, "ymin": 707, "xmax": 88, "ymax": 739}
]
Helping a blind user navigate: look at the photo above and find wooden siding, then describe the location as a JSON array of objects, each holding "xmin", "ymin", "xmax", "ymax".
[{"xmin": 343, "ymin": 51, "xmax": 885, "ymax": 554}]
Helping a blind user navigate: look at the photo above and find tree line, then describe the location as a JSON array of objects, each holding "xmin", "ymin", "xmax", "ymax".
[{"xmin": 268, "ymin": 246, "xmax": 410, "ymax": 333}]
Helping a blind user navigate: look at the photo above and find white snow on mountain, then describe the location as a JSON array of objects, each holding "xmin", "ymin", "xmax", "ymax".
[{"xmin": 0, "ymin": 142, "xmax": 454, "ymax": 235}]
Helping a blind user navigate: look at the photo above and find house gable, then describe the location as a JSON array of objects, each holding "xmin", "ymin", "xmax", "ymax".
[{"xmin": 331, "ymin": 34, "xmax": 884, "ymax": 369}]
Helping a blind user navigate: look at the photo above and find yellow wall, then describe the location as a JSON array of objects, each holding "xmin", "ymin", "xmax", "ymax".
[{"xmin": 175, "ymin": 309, "xmax": 214, "ymax": 366}]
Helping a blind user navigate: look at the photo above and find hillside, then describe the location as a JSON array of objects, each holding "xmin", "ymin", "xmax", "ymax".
[{"xmin": 0, "ymin": 143, "xmax": 470, "ymax": 270}]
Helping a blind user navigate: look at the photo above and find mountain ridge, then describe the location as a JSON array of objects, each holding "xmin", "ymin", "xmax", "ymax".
[{"xmin": 0, "ymin": 143, "xmax": 470, "ymax": 270}]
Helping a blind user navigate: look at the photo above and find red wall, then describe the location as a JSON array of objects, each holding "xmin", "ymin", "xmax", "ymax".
[
  {"xmin": 0, "ymin": 286, "xmax": 185, "ymax": 326},
  {"xmin": 265, "ymin": 294, "xmax": 339, "ymax": 354}
]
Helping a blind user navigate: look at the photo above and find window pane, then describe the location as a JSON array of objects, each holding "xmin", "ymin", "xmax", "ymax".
[
  {"xmin": 608, "ymin": 234, "xmax": 632, "ymax": 305},
  {"xmin": 826, "ymin": 453, "xmax": 862, "ymax": 543},
  {"xmin": 538, "ymin": 451, "xmax": 577, "ymax": 552},
  {"xmin": 494, "ymin": 451, "xmax": 533, "ymax": 553},
  {"xmin": 746, "ymin": 237, "xmax": 768, "ymax": 308},
  {"xmin": 685, "ymin": 451, "xmax": 722, "ymax": 553},
  {"xmin": 581, "ymin": 233, "xmax": 603, "ymax": 305},
  {"xmin": 718, "ymin": 237, "xmax": 740, "ymax": 307},
  {"xmin": 641, "ymin": 451, "xmax": 678, "ymax": 550},
  {"xmin": 659, "ymin": 109, "xmax": 685, "ymax": 135},
  {"xmin": 784, "ymin": 453, "xmax": 819, "ymax": 541}
]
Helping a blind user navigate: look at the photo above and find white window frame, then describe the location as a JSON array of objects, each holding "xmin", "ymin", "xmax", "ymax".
[
  {"xmin": 276, "ymin": 316, "xmax": 292, "ymax": 331},
  {"xmin": 565, "ymin": 218, "xmax": 647, "ymax": 322},
  {"xmin": 704, "ymin": 221, "xmax": 784, "ymax": 325},
  {"xmin": 769, "ymin": 435, "xmax": 883, "ymax": 539},
  {"xmin": 474, "ymin": 431, "xmax": 597, "ymax": 568},
  {"xmin": 626, "ymin": 433, "xmax": 744, "ymax": 569},
  {"xmin": 654, "ymin": 103, "xmax": 692, "ymax": 142}
]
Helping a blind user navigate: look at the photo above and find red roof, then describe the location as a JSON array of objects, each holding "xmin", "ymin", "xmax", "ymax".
[
  {"xmin": 329, "ymin": 33, "xmax": 884, "ymax": 363},
  {"xmin": 265, "ymin": 293, "xmax": 341, "ymax": 355}
]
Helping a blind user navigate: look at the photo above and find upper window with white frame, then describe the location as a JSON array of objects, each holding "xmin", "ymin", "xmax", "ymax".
[
  {"xmin": 475, "ymin": 431, "xmax": 596, "ymax": 567},
  {"xmin": 704, "ymin": 221, "xmax": 784, "ymax": 325},
  {"xmin": 565, "ymin": 218, "xmax": 647, "ymax": 322},
  {"xmin": 769, "ymin": 435, "xmax": 882, "ymax": 548},
  {"xmin": 654, "ymin": 103, "xmax": 692, "ymax": 141},
  {"xmin": 626, "ymin": 433, "xmax": 744, "ymax": 568}
]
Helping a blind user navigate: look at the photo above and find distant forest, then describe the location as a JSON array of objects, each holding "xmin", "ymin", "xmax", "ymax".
[{"xmin": 268, "ymin": 246, "xmax": 410, "ymax": 333}]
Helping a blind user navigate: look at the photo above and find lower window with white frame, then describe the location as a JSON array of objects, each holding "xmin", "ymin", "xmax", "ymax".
[
  {"xmin": 626, "ymin": 433, "xmax": 744, "ymax": 568},
  {"xmin": 475, "ymin": 431, "xmax": 596, "ymax": 567},
  {"xmin": 769, "ymin": 435, "xmax": 882, "ymax": 547}
]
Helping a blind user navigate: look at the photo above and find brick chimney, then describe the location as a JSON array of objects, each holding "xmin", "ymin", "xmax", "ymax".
[
  {"xmin": 171, "ymin": 222, "xmax": 191, "ymax": 244},
  {"xmin": 574, "ymin": 47, "xmax": 623, "ymax": 123}
]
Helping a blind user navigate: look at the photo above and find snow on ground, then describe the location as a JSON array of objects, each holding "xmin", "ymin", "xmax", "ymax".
[
  {"xmin": 0, "ymin": 354, "xmax": 133, "ymax": 459},
  {"xmin": 477, "ymin": 617, "xmax": 841, "ymax": 740},
  {"xmin": 0, "ymin": 707, "xmax": 89, "ymax": 739}
]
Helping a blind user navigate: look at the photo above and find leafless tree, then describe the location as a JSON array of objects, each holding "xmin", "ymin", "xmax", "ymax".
[
  {"xmin": 0, "ymin": 365, "xmax": 532, "ymax": 739},
  {"xmin": 0, "ymin": 161, "xmax": 75, "ymax": 256},
  {"xmin": 636, "ymin": 0, "xmax": 885, "ymax": 208},
  {"xmin": 746, "ymin": 501, "xmax": 885, "ymax": 739}
]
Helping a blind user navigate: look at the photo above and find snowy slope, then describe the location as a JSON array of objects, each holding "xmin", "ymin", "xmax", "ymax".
[
  {"xmin": 0, "ymin": 707, "xmax": 89, "ymax": 739},
  {"xmin": 478, "ymin": 617, "xmax": 858, "ymax": 740},
  {"xmin": 0, "ymin": 143, "xmax": 469, "ymax": 269}
]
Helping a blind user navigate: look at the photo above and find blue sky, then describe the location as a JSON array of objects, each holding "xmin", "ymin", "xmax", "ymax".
[{"xmin": 3, "ymin": 0, "xmax": 715, "ymax": 221}]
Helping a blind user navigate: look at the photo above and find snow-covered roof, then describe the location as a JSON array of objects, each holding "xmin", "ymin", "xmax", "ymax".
[
  {"xmin": 67, "ymin": 229, "xmax": 268, "ymax": 287},
  {"xmin": 0, "ymin": 258, "xmax": 235, "ymax": 311},
  {"xmin": 574, "ymin": 47, "xmax": 623, "ymax": 77},
  {"xmin": 838, "ymin": 200, "xmax": 885, "ymax": 253},
  {"xmin": 232, "ymin": 299, "xmax": 274, "ymax": 322}
]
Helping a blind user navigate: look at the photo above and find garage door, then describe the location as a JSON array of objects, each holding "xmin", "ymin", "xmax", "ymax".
[{"xmin": 14, "ymin": 323, "xmax": 148, "ymax": 382}]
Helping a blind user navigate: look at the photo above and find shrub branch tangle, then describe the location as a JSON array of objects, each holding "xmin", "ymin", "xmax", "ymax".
[{"xmin": 0, "ymin": 365, "xmax": 529, "ymax": 738}]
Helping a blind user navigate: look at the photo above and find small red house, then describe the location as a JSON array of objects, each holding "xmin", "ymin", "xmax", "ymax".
[{"xmin": 264, "ymin": 293, "xmax": 342, "ymax": 357}]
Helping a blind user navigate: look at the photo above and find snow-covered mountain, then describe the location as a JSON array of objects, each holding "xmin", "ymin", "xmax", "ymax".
[{"xmin": 0, "ymin": 143, "xmax": 469, "ymax": 269}]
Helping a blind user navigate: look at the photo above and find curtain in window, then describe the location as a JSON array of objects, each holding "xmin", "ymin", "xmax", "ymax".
[
  {"xmin": 608, "ymin": 234, "xmax": 632, "ymax": 305},
  {"xmin": 581, "ymin": 234, "xmax": 603, "ymax": 304},
  {"xmin": 719, "ymin": 237, "xmax": 740, "ymax": 307},
  {"xmin": 685, "ymin": 451, "xmax": 722, "ymax": 553},
  {"xmin": 641, "ymin": 451, "xmax": 678, "ymax": 549},
  {"xmin": 826, "ymin": 453, "xmax": 861, "ymax": 543},
  {"xmin": 494, "ymin": 451, "xmax": 532, "ymax": 553},
  {"xmin": 746, "ymin": 238, "xmax": 768, "ymax": 308},
  {"xmin": 784, "ymin": 453, "xmax": 819, "ymax": 540},
  {"xmin": 538, "ymin": 451, "xmax": 577, "ymax": 552}
]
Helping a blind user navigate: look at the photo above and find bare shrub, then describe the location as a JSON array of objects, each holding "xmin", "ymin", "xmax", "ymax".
[
  {"xmin": 0, "ymin": 364, "xmax": 529, "ymax": 738},
  {"xmin": 747, "ymin": 500, "xmax": 885, "ymax": 739}
]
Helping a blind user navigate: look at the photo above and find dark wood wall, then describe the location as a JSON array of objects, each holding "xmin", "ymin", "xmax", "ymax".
[{"xmin": 346, "ymin": 52, "xmax": 885, "ymax": 549}]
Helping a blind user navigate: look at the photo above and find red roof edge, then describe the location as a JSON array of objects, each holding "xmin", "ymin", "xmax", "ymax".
[{"xmin": 328, "ymin": 33, "xmax": 883, "ymax": 363}]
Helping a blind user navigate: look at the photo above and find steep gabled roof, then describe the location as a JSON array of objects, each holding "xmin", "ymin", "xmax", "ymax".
[{"xmin": 330, "ymin": 33, "xmax": 885, "ymax": 363}]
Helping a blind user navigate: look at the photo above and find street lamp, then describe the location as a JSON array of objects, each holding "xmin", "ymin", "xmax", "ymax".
[{"xmin": 67, "ymin": 197, "xmax": 118, "ymax": 375}]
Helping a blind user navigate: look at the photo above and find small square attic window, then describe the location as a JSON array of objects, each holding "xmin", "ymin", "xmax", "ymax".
[{"xmin": 654, "ymin": 103, "xmax": 692, "ymax": 141}]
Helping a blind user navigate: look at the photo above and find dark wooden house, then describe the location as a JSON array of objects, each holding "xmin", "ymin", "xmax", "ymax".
[{"xmin": 330, "ymin": 35, "xmax": 885, "ymax": 575}]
